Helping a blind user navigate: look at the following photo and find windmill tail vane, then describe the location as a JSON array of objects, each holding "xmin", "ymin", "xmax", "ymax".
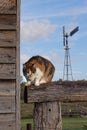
[{"xmin": 70, "ymin": 26, "xmax": 79, "ymax": 36}]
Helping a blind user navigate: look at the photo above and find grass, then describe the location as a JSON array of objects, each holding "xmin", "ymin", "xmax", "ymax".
[
  {"xmin": 62, "ymin": 117, "xmax": 87, "ymax": 130},
  {"xmin": 21, "ymin": 100, "xmax": 34, "ymax": 130},
  {"xmin": 21, "ymin": 117, "xmax": 87, "ymax": 130},
  {"xmin": 21, "ymin": 100, "xmax": 87, "ymax": 130},
  {"xmin": 21, "ymin": 118, "xmax": 33, "ymax": 130}
]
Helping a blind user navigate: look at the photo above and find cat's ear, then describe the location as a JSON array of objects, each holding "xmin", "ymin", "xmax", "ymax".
[{"xmin": 31, "ymin": 64, "xmax": 36, "ymax": 68}]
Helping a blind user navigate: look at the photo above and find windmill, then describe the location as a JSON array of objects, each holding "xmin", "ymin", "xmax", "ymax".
[{"xmin": 63, "ymin": 26, "xmax": 79, "ymax": 81}]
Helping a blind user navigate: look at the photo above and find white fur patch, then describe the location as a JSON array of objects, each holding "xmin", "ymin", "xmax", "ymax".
[
  {"xmin": 32, "ymin": 68, "xmax": 44, "ymax": 86},
  {"xmin": 39, "ymin": 79, "xmax": 46, "ymax": 84},
  {"xmin": 26, "ymin": 81, "xmax": 31, "ymax": 86},
  {"xmin": 36, "ymin": 67, "xmax": 43, "ymax": 78},
  {"xmin": 28, "ymin": 67, "xmax": 46, "ymax": 86}
]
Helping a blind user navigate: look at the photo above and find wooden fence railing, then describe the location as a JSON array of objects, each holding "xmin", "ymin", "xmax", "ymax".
[{"xmin": 24, "ymin": 81, "xmax": 87, "ymax": 130}]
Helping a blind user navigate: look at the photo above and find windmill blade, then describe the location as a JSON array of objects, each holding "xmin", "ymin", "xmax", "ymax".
[
  {"xmin": 70, "ymin": 26, "xmax": 79, "ymax": 36},
  {"xmin": 63, "ymin": 26, "xmax": 65, "ymax": 46}
]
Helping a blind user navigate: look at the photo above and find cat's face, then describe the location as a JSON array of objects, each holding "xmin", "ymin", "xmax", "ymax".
[{"xmin": 23, "ymin": 63, "xmax": 36, "ymax": 81}]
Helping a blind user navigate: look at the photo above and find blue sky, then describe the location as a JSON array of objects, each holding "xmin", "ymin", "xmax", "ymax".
[{"xmin": 21, "ymin": 0, "xmax": 87, "ymax": 81}]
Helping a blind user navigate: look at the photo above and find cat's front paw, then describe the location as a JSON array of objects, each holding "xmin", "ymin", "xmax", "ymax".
[
  {"xmin": 25, "ymin": 81, "xmax": 31, "ymax": 87},
  {"xmin": 35, "ymin": 81, "xmax": 40, "ymax": 86}
]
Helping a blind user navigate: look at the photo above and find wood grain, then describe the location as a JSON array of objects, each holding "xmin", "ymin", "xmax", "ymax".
[
  {"xmin": 0, "ymin": 80, "xmax": 15, "ymax": 96},
  {"xmin": 34, "ymin": 102, "xmax": 62, "ymax": 130},
  {"xmin": 0, "ymin": 114, "xmax": 15, "ymax": 130},
  {"xmin": 15, "ymin": 0, "xmax": 20, "ymax": 129},
  {"xmin": 0, "ymin": 0, "xmax": 16, "ymax": 14},
  {"xmin": 0, "ymin": 15, "xmax": 16, "ymax": 30},
  {"xmin": 0, "ymin": 96, "xmax": 15, "ymax": 113},
  {"xmin": 0, "ymin": 31, "xmax": 16, "ymax": 47},
  {"xmin": 0, "ymin": 64, "xmax": 15, "ymax": 79},
  {"xmin": 0, "ymin": 0, "xmax": 20, "ymax": 129},
  {"xmin": 0, "ymin": 48, "xmax": 16, "ymax": 63},
  {"xmin": 24, "ymin": 82, "xmax": 87, "ymax": 103},
  {"xmin": 0, "ymin": 122, "xmax": 15, "ymax": 130}
]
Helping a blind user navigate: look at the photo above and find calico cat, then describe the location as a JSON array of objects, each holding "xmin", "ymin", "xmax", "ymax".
[{"xmin": 23, "ymin": 55, "xmax": 55, "ymax": 86}]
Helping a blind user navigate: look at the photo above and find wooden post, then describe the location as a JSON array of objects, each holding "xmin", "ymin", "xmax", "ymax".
[
  {"xmin": 24, "ymin": 81, "xmax": 87, "ymax": 130},
  {"xmin": 26, "ymin": 123, "xmax": 32, "ymax": 130},
  {"xmin": 34, "ymin": 102, "xmax": 62, "ymax": 130}
]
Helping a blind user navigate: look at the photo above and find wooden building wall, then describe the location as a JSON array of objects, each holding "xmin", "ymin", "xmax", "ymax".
[{"xmin": 0, "ymin": 0, "xmax": 20, "ymax": 130}]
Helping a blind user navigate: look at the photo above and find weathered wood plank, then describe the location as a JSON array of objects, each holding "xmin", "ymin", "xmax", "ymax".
[
  {"xmin": 0, "ymin": 122, "xmax": 15, "ymax": 130},
  {"xmin": 0, "ymin": 48, "xmax": 16, "ymax": 63},
  {"xmin": 0, "ymin": 96, "xmax": 15, "ymax": 113},
  {"xmin": 0, "ymin": 15, "xmax": 16, "ymax": 30},
  {"xmin": 25, "ymin": 82, "xmax": 87, "ymax": 103},
  {"xmin": 0, "ymin": 0, "xmax": 16, "ymax": 14},
  {"xmin": 15, "ymin": 0, "xmax": 20, "ymax": 129},
  {"xmin": 0, "ymin": 64, "xmax": 15, "ymax": 79},
  {"xmin": 0, "ymin": 80, "xmax": 15, "ymax": 96},
  {"xmin": 0, "ymin": 114, "xmax": 15, "ymax": 130},
  {"xmin": 0, "ymin": 113, "xmax": 15, "ymax": 121},
  {"xmin": 0, "ymin": 31, "xmax": 16, "ymax": 47}
]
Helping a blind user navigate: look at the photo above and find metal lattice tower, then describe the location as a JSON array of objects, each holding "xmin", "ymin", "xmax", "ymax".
[{"xmin": 63, "ymin": 26, "xmax": 79, "ymax": 81}]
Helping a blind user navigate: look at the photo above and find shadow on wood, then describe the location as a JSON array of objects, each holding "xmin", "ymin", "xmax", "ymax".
[{"xmin": 26, "ymin": 123, "xmax": 32, "ymax": 130}]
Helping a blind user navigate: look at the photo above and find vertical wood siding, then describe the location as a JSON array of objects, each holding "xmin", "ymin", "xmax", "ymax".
[{"xmin": 0, "ymin": 0, "xmax": 20, "ymax": 130}]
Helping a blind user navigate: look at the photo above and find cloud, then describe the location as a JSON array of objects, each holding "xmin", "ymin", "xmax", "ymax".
[
  {"xmin": 23, "ymin": 5, "xmax": 87, "ymax": 20},
  {"xmin": 21, "ymin": 20, "xmax": 58, "ymax": 42},
  {"xmin": 22, "ymin": 4, "xmax": 87, "ymax": 21},
  {"xmin": 20, "ymin": 54, "xmax": 29, "ymax": 64}
]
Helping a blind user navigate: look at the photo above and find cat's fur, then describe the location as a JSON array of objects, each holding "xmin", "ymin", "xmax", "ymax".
[{"xmin": 23, "ymin": 55, "xmax": 55, "ymax": 86}]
